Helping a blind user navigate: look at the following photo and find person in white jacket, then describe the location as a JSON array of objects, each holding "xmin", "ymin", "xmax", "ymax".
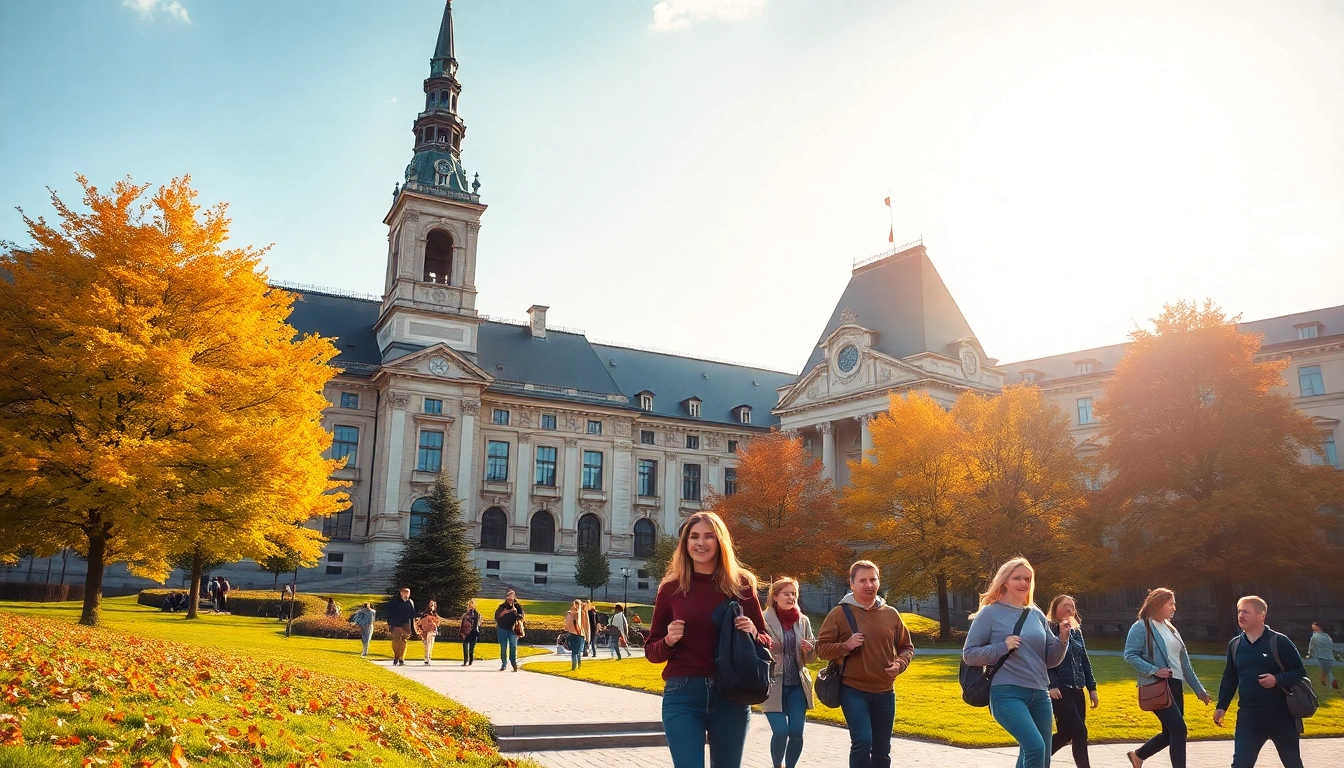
[{"xmin": 1307, "ymin": 622, "xmax": 1339, "ymax": 691}]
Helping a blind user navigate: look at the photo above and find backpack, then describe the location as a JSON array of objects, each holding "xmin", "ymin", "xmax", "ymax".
[
  {"xmin": 959, "ymin": 608, "xmax": 1030, "ymax": 708},
  {"xmin": 1230, "ymin": 632, "xmax": 1318, "ymax": 719},
  {"xmin": 713, "ymin": 599, "xmax": 772, "ymax": 705}
]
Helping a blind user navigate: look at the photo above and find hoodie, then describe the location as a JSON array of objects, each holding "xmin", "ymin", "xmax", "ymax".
[{"xmin": 816, "ymin": 593, "xmax": 916, "ymax": 694}]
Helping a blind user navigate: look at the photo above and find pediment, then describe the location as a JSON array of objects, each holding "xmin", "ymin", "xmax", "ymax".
[
  {"xmin": 384, "ymin": 343, "xmax": 493, "ymax": 383},
  {"xmin": 776, "ymin": 348, "xmax": 926, "ymax": 411}
]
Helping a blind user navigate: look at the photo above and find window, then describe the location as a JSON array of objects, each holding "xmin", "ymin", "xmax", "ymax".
[
  {"xmin": 409, "ymin": 498, "xmax": 434, "ymax": 537},
  {"xmin": 340, "ymin": 392, "xmax": 359, "ymax": 409},
  {"xmin": 1314, "ymin": 432, "xmax": 1339, "ymax": 468},
  {"xmin": 322, "ymin": 510, "xmax": 353, "ymax": 540},
  {"xmin": 1077, "ymin": 397, "xmax": 1094, "ymax": 425},
  {"xmin": 637, "ymin": 569, "xmax": 649, "ymax": 579},
  {"xmin": 688, "ymin": 400, "xmax": 701, "ymax": 418},
  {"xmin": 724, "ymin": 468, "xmax": 737, "ymax": 496},
  {"xmin": 639, "ymin": 393, "xmax": 653, "ymax": 410},
  {"xmin": 638, "ymin": 459, "xmax": 658, "ymax": 497},
  {"xmin": 486, "ymin": 560, "xmax": 500, "ymax": 570},
  {"xmin": 739, "ymin": 408, "xmax": 751, "ymax": 424},
  {"xmin": 534, "ymin": 575, "xmax": 548, "ymax": 585},
  {"xmin": 534, "ymin": 446, "xmax": 557, "ymax": 486},
  {"xmin": 1298, "ymin": 325, "xmax": 1320, "ymax": 340},
  {"xmin": 640, "ymin": 430, "xmax": 656, "ymax": 445},
  {"xmin": 682, "ymin": 463, "xmax": 701, "ymax": 501},
  {"xmin": 577, "ymin": 513, "xmax": 602, "ymax": 551},
  {"xmin": 582, "ymin": 450, "xmax": 604, "ymax": 490},
  {"xmin": 327, "ymin": 553, "xmax": 344, "ymax": 563},
  {"xmin": 480, "ymin": 508, "xmax": 507, "ymax": 550},
  {"xmin": 423, "ymin": 229, "xmax": 453, "ymax": 284},
  {"xmin": 541, "ymin": 414, "xmax": 557, "ymax": 430},
  {"xmin": 1299, "ymin": 365, "xmax": 1325, "ymax": 397},
  {"xmin": 486, "ymin": 440, "xmax": 510, "ymax": 482},
  {"xmin": 416, "ymin": 430, "xmax": 444, "ymax": 472},
  {"xmin": 686, "ymin": 435, "xmax": 700, "ymax": 450},
  {"xmin": 529, "ymin": 511, "xmax": 555, "ymax": 553},
  {"xmin": 728, "ymin": 440, "xmax": 738, "ymax": 454},
  {"xmin": 332, "ymin": 426, "xmax": 359, "ymax": 466},
  {"xmin": 424, "ymin": 398, "xmax": 442, "ymax": 414},
  {"xmin": 1076, "ymin": 362, "xmax": 1094, "ymax": 375},
  {"xmin": 587, "ymin": 419, "xmax": 602, "ymax": 435},
  {"xmin": 326, "ymin": 565, "xmax": 343, "ymax": 575},
  {"xmin": 1022, "ymin": 371, "xmax": 1038, "ymax": 384},
  {"xmin": 634, "ymin": 519, "xmax": 656, "ymax": 558},
  {"xmin": 492, "ymin": 409, "xmax": 510, "ymax": 425}
]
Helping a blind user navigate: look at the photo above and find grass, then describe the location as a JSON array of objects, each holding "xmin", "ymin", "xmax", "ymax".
[{"xmin": 527, "ymin": 655, "xmax": 1344, "ymax": 748}]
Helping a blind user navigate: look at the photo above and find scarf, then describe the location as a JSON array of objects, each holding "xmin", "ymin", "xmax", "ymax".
[{"xmin": 777, "ymin": 606, "xmax": 800, "ymax": 632}]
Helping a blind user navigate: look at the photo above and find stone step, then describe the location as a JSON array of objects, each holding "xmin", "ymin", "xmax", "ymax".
[
  {"xmin": 497, "ymin": 721, "xmax": 663, "ymax": 737},
  {"xmin": 495, "ymin": 726, "xmax": 666, "ymax": 752}
]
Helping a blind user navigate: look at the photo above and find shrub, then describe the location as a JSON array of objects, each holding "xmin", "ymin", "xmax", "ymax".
[
  {"xmin": 137, "ymin": 588, "xmax": 325, "ymax": 618},
  {"xmin": 289, "ymin": 613, "xmax": 394, "ymax": 640},
  {"xmin": 0, "ymin": 583, "xmax": 84, "ymax": 602}
]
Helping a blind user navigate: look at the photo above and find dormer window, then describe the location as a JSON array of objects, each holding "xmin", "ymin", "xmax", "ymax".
[
  {"xmin": 732, "ymin": 405, "xmax": 752, "ymax": 425},
  {"xmin": 1075, "ymin": 360, "xmax": 1098, "ymax": 375},
  {"xmin": 636, "ymin": 391, "xmax": 655, "ymax": 411},
  {"xmin": 683, "ymin": 398, "xmax": 702, "ymax": 418},
  {"xmin": 1296, "ymin": 322, "xmax": 1323, "ymax": 340},
  {"xmin": 1021, "ymin": 369, "xmax": 1044, "ymax": 384}
]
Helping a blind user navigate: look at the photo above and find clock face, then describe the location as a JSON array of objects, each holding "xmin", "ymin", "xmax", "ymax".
[
  {"xmin": 434, "ymin": 159, "xmax": 454, "ymax": 175},
  {"xmin": 428, "ymin": 357, "xmax": 450, "ymax": 376},
  {"xmin": 837, "ymin": 345, "xmax": 860, "ymax": 374}
]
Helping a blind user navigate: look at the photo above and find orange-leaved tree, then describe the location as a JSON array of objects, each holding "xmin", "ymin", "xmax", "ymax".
[
  {"xmin": 1097, "ymin": 300, "xmax": 1344, "ymax": 639},
  {"xmin": 845, "ymin": 392, "xmax": 975, "ymax": 640},
  {"xmin": 0, "ymin": 176, "xmax": 347, "ymax": 625},
  {"xmin": 708, "ymin": 431, "xmax": 849, "ymax": 584}
]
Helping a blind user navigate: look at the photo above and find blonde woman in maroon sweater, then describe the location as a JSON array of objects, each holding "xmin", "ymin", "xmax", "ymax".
[{"xmin": 646, "ymin": 511, "xmax": 767, "ymax": 768}]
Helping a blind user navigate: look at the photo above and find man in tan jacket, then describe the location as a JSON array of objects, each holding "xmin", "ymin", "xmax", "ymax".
[{"xmin": 817, "ymin": 560, "xmax": 916, "ymax": 768}]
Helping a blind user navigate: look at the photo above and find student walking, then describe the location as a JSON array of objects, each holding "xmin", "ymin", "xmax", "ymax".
[
  {"xmin": 645, "ymin": 511, "xmax": 767, "ymax": 768},
  {"xmin": 216, "ymin": 577, "xmax": 231, "ymax": 612},
  {"xmin": 1214, "ymin": 596, "xmax": 1307, "ymax": 768},
  {"xmin": 349, "ymin": 602, "xmax": 376, "ymax": 657},
  {"xmin": 387, "ymin": 587, "xmax": 417, "ymax": 667},
  {"xmin": 416, "ymin": 600, "xmax": 442, "ymax": 665},
  {"xmin": 608, "ymin": 604, "xmax": 630, "ymax": 659},
  {"xmin": 494, "ymin": 589, "xmax": 525, "ymax": 672},
  {"xmin": 763, "ymin": 577, "xmax": 817, "ymax": 768},
  {"xmin": 962, "ymin": 558, "xmax": 1069, "ymax": 768},
  {"xmin": 1122, "ymin": 588, "xmax": 1210, "ymax": 768},
  {"xmin": 1306, "ymin": 622, "xmax": 1338, "ymax": 692},
  {"xmin": 460, "ymin": 599, "xmax": 482, "ymax": 666},
  {"xmin": 583, "ymin": 599, "xmax": 599, "ymax": 658},
  {"xmin": 565, "ymin": 599, "xmax": 588, "ymax": 670},
  {"xmin": 1045, "ymin": 595, "xmax": 1098, "ymax": 768}
]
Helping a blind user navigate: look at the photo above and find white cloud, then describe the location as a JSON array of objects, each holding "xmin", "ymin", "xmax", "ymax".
[
  {"xmin": 123, "ymin": 0, "xmax": 191, "ymax": 24},
  {"xmin": 650, "ymin": 0, "xmax": 767, "ymax": 31}
]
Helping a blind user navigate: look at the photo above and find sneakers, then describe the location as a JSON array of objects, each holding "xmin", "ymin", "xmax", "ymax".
[
  {"xmin": 424, "ymin": 661, "xmax": 430, "ymax": 665},
  {"xmin": 512, "ymin": 663, "xmax": 520, "ymax": 672},
  {"xmin": 499, "ymin": 666, "xmax": 507, "ymax": 671}
]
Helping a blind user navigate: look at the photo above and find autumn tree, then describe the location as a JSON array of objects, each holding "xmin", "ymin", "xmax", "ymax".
[
  {"xmin": 168, "ymin": 546, "xmax": 231, "ymax": 620},
  {"xmin": 709, "ymin": 431, "xmax": 849, "ymax": 584},
  {"xmin": 1097, "ymin": 301, "xmax": 1344, "ymax": 638},
  {"xmin": 389, "ymin": 474, "xmax": 479, "ymax": 617},
  {"xmin": 0, "ymin": 176, "xmax": 348, "ymax": 625}
]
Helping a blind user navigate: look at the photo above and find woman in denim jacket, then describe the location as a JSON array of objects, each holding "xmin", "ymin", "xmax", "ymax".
[
  {"xmin": 1045, "ymin": 595, "xmax": 1097, "ymax": 768},
  {"xmin": 1122, "ymin": 588, "xmax": 1210, "ymax": 768}
]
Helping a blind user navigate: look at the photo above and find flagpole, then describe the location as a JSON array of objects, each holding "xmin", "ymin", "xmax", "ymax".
[{"xmin": 887, "ymin": 187, "xmax": 895, "ymax": 249}]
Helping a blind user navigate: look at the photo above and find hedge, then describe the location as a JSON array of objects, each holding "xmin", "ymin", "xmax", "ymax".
[
  {"xmin": 0, "ymin": 582, "xmax": 86, "ymax": 602},
  {"xmin": 138, "ymin": 588, "xmax": 326, "ymax": 618}
]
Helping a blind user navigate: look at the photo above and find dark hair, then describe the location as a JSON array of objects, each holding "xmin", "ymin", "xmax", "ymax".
[{"xmin": 614, "ymin": 604, "xmax": 625, "ymax": 613}]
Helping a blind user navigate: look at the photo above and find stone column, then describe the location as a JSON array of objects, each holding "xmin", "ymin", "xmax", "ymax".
[
  {"xmin": 663, "ymin": 451, "xmax": 680, "ymax": 533},
  {"xmin": 707, "ymin": 455, "xmax": 721, "ymax": 494},
  {"xmin": 378, "ymin": 391, "xmax": 411, "ymax": 536},
  {"xmin": 857, "ymin": 414, "xmax": 874, "ymax": 463},
  {"xmin": 613, "ymin": 440, "xmax": 633, "ymax": 552},
  {"xmin": 456, "ymin": 399, "xmax": 478, "ymax": 505},
  {"xmin": 819, "ymin": 422, "xmax": 836, "ymax": 483},
  {"xmin": 515, "ymin": 433, "xmax": 533, "ymax": 527},
  {"xmin": 562, "ymin": 437, "xmax": 580, "ymax": 529}
]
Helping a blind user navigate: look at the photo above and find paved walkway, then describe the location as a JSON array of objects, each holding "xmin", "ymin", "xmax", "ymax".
[{"xmin": 388, "ymin": 648, "xmax": 1343, "ymax": 768}]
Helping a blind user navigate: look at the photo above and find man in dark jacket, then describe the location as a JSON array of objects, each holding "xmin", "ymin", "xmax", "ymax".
[
  {"xmin": 494, "ymin": 589, "xmax": 525, "ymax": 671},
  {"xmin": 1214, "ymin": 596, "xmax": 1307, "ymax": 768},
  {"xmin": 387, "ymin": 587, "xmax": 417, "ymax": 666}
]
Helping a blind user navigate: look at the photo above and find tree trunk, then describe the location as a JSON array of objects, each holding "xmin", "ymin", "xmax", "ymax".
[
  {"xmin": 935, "ymin": 571, "xmax": 952, "ymax": 642},
  {"xmin": 273, "ymin": 571, "xmax": 280, "ymax": 591},
  {"xmin": 59, "ymin": 548, "xmax": 68, "ymax": 585},
  {"xmin": 26, "ymin": 553, "xmax": 36, "ymax": 582},
  {"xmin": 1214, "ymin": 581, "xmax": 1238, "ymax": 641},
  {"xmin": 186, "ymin": 549, "xmax": 203, "ymax": 620},
  {"xmin": 80, "ymin": 536, "xmax": 107, "ymax": 626}
]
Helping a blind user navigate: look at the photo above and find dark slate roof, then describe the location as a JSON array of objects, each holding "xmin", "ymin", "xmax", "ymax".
[
  {"xmin": 476, "ymin": 323, "xmax": 624, "ymax": 395},
  {"xmin": 592, "ymin": 344, "xmax": 795, "ymax": 428},
  {"xmin": 285, "ymin": 290, "xmax": 382, "ymax": 372},
  {"xmin": 802, "ymin": 244, "xmax": 980, "ymax": 373}
]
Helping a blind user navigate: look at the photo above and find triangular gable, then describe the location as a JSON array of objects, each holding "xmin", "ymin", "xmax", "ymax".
[
  {"xmin": 777, "ymin": 348, "xmax": 928, "ymax": 411},
  {"xmin": 381, "ymin": 342, "xmax": 494, "ymax": 382}
]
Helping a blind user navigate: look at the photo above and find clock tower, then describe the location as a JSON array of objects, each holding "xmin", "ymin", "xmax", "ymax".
[{"xmin": 376, "ymin": 0, "xmax": 486, "ymax": 360}]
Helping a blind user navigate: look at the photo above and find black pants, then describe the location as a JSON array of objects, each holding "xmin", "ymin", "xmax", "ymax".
[
  {"xmin": 1231, "ymin": 712, "xmax": 1303, "ymax": 768},
  {"xmin": 1135, "ymin": 679, "xmax": 1187, "ymax": 768},
  {"xmin": 1050, "ymin": 687, "xmax": 1091, "ymax": 768}
]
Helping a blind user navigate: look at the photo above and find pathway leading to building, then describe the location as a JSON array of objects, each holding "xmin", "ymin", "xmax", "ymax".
[{"xmin": 387, "ymin": 648, "xmax": 1343, "ymax": 768}]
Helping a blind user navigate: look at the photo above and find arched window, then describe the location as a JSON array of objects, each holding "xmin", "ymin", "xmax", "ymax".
[
  {"xmin": 409, "ymin": 498, "xmax": 434, "ymax": 538},
  {"xmin": 423, "ymin": 229, "xmax": 453, "ymax": 284},
  {"xmin": 529, "ymin": 510, "xmax": 555, "ymax": 553},
  {"xmin": 577, "ymin": 513, "xmax": 602, "ymax": 552},
  {"xmin": 634, "ymin": 519, "xmax": 656, "ymax": 558},
  {"xmin": 480, "ymin": 507, "xmax": 507, "ymax": 550}
]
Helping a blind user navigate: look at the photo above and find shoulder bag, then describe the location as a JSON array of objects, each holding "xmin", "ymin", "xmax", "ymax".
[
  {"xmin": 959, "ymin": 608, "xmax": 1030, "ymax": 708},
  {"xmin": 1138, "ymin": 620, "xmax": 1174, "ymax": 711},
  {"xmin": 816, "ymin": 604, "xmax": 860, "ymax": 708},
  {"xmin": 1233, "ymin": 633, "xmax": 1318, "ymax": 719}
]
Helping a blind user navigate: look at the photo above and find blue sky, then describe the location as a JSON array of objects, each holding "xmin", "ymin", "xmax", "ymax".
[{"xmin": 3, "ymin": 0, "xmax": 1342, "ymax": 373}]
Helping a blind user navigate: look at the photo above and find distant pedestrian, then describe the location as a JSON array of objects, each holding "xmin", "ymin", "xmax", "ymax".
[
  {"xmin": 278, "ymin": 583, "xmax": 294, "ymax": 621},
  {"xmin": 565, "ymin": 599, "xmax": 587, "ymax": 670},
  {"xmin": 1045, "ymin": 594, "xmax": 1098, "ymax": 768},
  {"xmin": 349, "ymin": 603, "xmax": 376, "ymax": 657},
  {"xmin": 387, "ymin": 587, "xmax": 416, "ymax": 666},
  {"xmin": 216, "ymin": 577, "xmax": 231, "ymax": 612},
  {"xmin": 608, "ymin": 604, "xmax": 630, "ymax": 660},
  {"xmin": 962, "ymin": 558, "xmax": 1068, "ymax": 768},
  {"xmin": 1306, "ymin": 622, "xmax": 1338, "ymax": 692},
  {"xmin": 460, "ymin": 599, "xmax": 482, "ymax": 666},
  {"xmin": 1122, "ymin": 588, "xmax": 1210, "ymax": 768},
  {"xmin": 325, "ymin": 597, "xmax": 341, "ymax": 617},
  {"xmin": 584, "ymin": 599, "xmax": 599, "ymax": 658},
  {"xmin": 763, "ymin": 577, "xmax": 817, "ymax": 768},
  {"xmin": 1214, "ymin": 596, "xmax": 1307, "ymax": 768},
  {"xmin": 494, "ymin": 589, "xmax": 525, "ymax": 672},
  {"xmin": 416, "ymin": 600, "xmax": 442, "ymax": 665},
  {"xmin": 206, "ymin": 577, "xmax": 219, "ymax": 612}
]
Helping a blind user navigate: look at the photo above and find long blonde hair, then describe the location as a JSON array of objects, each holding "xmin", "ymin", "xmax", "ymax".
[
  {"xmin": 974, "ymin": 557, "xmax": 1036, "ymax": 616},
  {"xmin": 662, "ymin": 511, "xmax": 758, "ymax": 597},
  {"xmin": 767, "ymin": 577, "xmax": 799, "ymax": 610}
]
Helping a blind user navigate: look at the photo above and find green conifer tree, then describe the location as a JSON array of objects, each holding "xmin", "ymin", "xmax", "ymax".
[
  {"xmin": 388, "ymin": 474, "xmax": 479, "ymax": 616},
  {"xmin": 574, "ymin": 544, "xmax": 611, "ymax": 600},
  {"xmin": 643, "ymin": 534, "xmax": 678, "ymax": 583}
]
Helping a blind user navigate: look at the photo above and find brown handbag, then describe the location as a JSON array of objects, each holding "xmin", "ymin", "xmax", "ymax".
[{"xmin": 1138, "ymin": 620, "xmax": 1173, "ymax": 711}]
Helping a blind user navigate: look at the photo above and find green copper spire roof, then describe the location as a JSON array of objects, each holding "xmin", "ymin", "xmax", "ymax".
[{"xmin": 430, "ymin": 0, "xmax": 456, "ymax": 77}]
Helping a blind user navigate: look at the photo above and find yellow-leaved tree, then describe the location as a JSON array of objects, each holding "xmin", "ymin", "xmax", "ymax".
[{"xmin": 0, "ymin": 176, "xmax": 348, "ymax": 625}]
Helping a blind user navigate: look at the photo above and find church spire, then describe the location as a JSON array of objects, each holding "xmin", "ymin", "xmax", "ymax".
[
  {"xmin": 400, "ymin": 0, "xmax": 479, "ymax": 203},
  {"xmin": 430, "ymin": 0, "xmax": 456, "ymax": 78}
]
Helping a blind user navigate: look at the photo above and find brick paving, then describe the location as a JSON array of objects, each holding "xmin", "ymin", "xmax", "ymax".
[{"xmin": 386, "ymin": 648, "xmax": 1344, "ymax": 768}]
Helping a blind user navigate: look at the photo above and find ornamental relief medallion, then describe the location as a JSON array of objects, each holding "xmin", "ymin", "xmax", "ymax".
[{"xmin": 386, "ymin": 391, "xmax": 411, "ymax": 410}]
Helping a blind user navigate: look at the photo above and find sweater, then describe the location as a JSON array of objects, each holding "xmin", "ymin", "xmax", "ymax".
[
  {"xmin": 645, "ymin": 572, "xmax": 767, "ymax": 680},
  {"xmin": 816, "ymin": 593, "xmax": 916, "ymax": 694},
  {"xmin": 1217, "ymin": 627, "xmax": 1306, "ymax": 716},
  {"xmin": 387, "ymin": 597, "xmax": 416, "ymax": 627},
  {"xmin": 963, "ymin": 602, "xmax": 1067, "ymax": 691},
  {"xmin": 1306, "ymin": 631, "xmax": 1336, "ymax": 661}
]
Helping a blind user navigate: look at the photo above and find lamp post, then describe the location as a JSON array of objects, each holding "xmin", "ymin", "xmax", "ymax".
[{"xmin": 621, "ymin": 566, "xmax": 631, "ymax": 606}]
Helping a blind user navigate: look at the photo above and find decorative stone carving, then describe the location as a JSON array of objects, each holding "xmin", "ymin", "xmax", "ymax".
[
  {"xmin": 564, "ymin": 437, "xmax": 579, "ymax": 448},
  {"xmin": 856, "ymin": 414, "xmax": 873, "ymax": 425},
  {"xmin": 664, "ymin": 451, "xmax": 679, "ymax": 462},
  {"xmin": 518, "ymin": 432, "xmax": 532, "ymax": 445},
  {"xmin": 564, "ymin": 415, "xmax": 579, "ymax": 431},
  {"xmin": 806, "ymin": 384, "xmax": 822, "ymax": 400},
  {"xmin": 519, "ymin": 409, "xmax": 534, "ymax": 428},
  {"xmin": 386, "ymin": 391, "xmax": 411, "ymax": 410},
  {"xmin": 708, "ymin": 456, "xmax": 720, "ymax": 466},
  {"xmin": 783, "ymin": 429, "xmax": 801, "ymax": 440},
  {"xmin": 818, "ymin": 422, "xmax": 833, "ymax": 435},
  {"xmin": 614, "ymin": 419, "xmax": 632, "ymax": 437},
  {"xmin": 840, "ymin": 307, "xmax": 860, "ymax": 325},
  {"xmin": 465, "ymin": 221, "xmax": 481, "ymax": 233},
  {"xmin": 404, "ymin": 210, "xmax": 420, "ymax": 224},
  {"xmin": 460, "ymin": 399, "xmax": 481, "ymax": 416},
  {"xmin": 579, "ymin": 500, "xmax": 605, "ymax": 516},
  {"xmin": 615, "ymin": 439, "xmax": 633, "ymax": 452}
]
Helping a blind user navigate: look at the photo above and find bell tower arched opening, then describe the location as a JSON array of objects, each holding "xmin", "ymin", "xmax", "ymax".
[{"xmin": 424, "ymin": 229, "xmax": 454, "ymax": 285}]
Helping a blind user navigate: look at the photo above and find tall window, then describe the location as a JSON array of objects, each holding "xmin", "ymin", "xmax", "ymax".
[
  {"xmin": 492, "ymin": 409, "xmax": 510, "ymax": 425},
  {"xmin": 332, "ymin": 426, "xmax": 359, "ymax": 466},
  {"xmin": 638, "ymin": 459, "xmax": 658, "ymax": 497},
  {"xmin": 1077, "ymin": 397, "xmax": 1094, "ymax": 425},
  {"xmin": 582, "ymin": 450, "xmax": 604, "ymax": 490},
  {"xmin": 423, "ymin": 229, "xmax": 453, "ymax": 284},
  {"xmin": 529, "ymin": 511, "xmax": 555, "ymax": 553},
  {"xmin": 682, "ymin": 463, "xmax": 701, "ymax": 502},
  {"xmin": 634, "ymin": 519, "xmax": 656, "ymax": 558},
  {"xmin": 639, "ymin": 393, "xmax": 653, "ymax": 410},
  {"xmin": 728, "ymin": 440, "xmax": 738, "ymax": 454},
  {"xmin": 541, "ymin": 414, "xmax": 557, "ymax": 430},
  {"xmin": 688, "ymin": 400, "xmax": 701, "ymax": 418},
  {"xmin": 340, "ymin": 392, "xmax": 359, "ymax": 409},
  {"xmin": 587, "ymin": 420, "xmax": 602, "ymax": 435},
  {"xmin": 486, "ymin": 440, "xmax": 510, "ymax": 482},
  {"xmin": 686, "ymin": 435, "xmax": 700, "ymax": 450},
  {"xmin": 1314, "ymin": 432, "xmax": 1339, "ymax": 468},
  {"xmin": 417, "ymin": 430, "xmax": 444, "ymax": 472},
  {"xmin": 409, "ymin": 498, "xmax": 434, "ymax": 537},
  {"xmin": 738, "ymin": 408, "xmax": 751, "ymax": 424},
  {"xmin": 424, "ymin": 398, "xmax": 443, "ymax": 414},
  {"xmin": 534, "ymin": 446, "xmax": 557, "ymax": 486},
  {"xmin": 724, "ymin": 467, "xmax": 737, "ymax": 496},
  {"xmin": 641, "ymin": 430, "xmax": 656, "ymax": 445},
  {"xmin": 322, "ymin": 510, "xmax": 353, "ymax": 540},
  {"xmin": 577, "ymin": 513, "xmax": 602, "ymax": 551},
  {"xmin": 1299, "ymin": 365, "xmax": 1325, "ymax": 397},
  {"xmin": 480, "ymin": 507, "xmax": 507, "ymax": 550}
]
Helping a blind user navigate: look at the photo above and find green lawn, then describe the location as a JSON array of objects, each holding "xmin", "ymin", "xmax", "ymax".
[
  {"xmin": 325, "ymin": 593, "xmax": 654, "ymax": 624},
  {"xmin": 528, "ymin": 655, "xmax": 1344, "ymax": 748}
]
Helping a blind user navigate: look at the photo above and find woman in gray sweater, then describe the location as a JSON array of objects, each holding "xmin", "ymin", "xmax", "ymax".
[{"xmin": 963, "ymin": 558, "xmax": 1070, "ymax": 768}]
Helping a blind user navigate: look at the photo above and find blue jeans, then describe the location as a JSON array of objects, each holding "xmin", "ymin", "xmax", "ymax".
[
  {"xmin": 610, "ymin": 634, "xmax": 625, "ymax": 659},
  {"xmin": 359, "ymin": 625, "xmax": 373, "ymax": 656},
  {"xmin": 838, "ymin": 684, "xmax": 894, "ymax": 768},
  {"xmin": 990, "ymin": 684, "xmax": 1054, "ymax": 768},
  {"xmin": 462, "ymin": 637, "xmax": 477, "ymax": 663},
  {"xmin": 568, "ymin": 633, "xmax": 584, "ymax": 669},
  {"xmin": 498, "ymin": 630, "xmax": 518, "ymax": 668},
  {"xmin": 662, "ymin": 676, "xmax": 750, "ymax": 768},
  {"xmin": 765, "ymin": 684, "xmax": 807, "ymax": 768}
]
